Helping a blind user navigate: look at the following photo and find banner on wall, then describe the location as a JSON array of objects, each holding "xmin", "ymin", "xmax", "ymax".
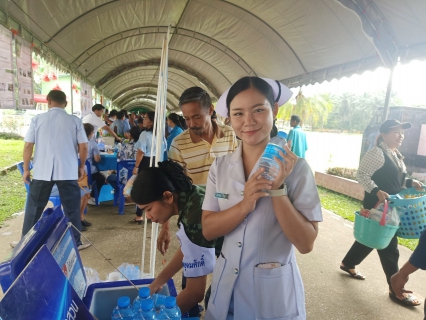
[
  {"xmin": 16, "ymin": 36, "xmax": 34, "ymax": 109},
  {"xmin": 0, "ymin": 25, "xmax": 15, "ymax": 109},
  {"xmin": 80, "ymin": 81, "xmax": 92, "ymax": 118}
]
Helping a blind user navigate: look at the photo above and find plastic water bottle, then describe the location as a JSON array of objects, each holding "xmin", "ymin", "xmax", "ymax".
[
  {"xmin": 111, "ymin": 296, "xmax": 134, "ymax": 320},
  {"xmin": 140, "ymin": 299, "xmax": 157, "ymax": 320},
  {"xmin": 153, "ymin": 294, "xmax": 169, "ymax": 319},
  {"xmin": 257, "ymin": 131, "xmax": 288, "ymax": 180},
  {"xmin": 133, "ymin": 287, "xmax": 151, "ymax": 314},
  {"xmin": 97, "ymin": 138, "xmax": 105, "ymax": 151},
  {"xmin": 117, "ymin": 142, "xmax": 122, "ymax": 153},
  {"xmin": 164, "ymin": 297, "xmax": 181, "ymax": 320}
]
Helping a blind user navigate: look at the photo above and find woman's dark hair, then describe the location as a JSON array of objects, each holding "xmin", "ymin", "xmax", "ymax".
[
  {"xmin": 83, "ymin": 123, "xmax": 94, "ymax": 137},
  {"xmin": 131, "ymin": 160, "xmax": 193, "ymax": 225},
  {"xmin": 109, "ymin": 109, "xmax": 118, "ymax": 117},
  {"xmin": 168, "ymin": 113, "xmax": 187, "ymax": 129},
  {"xmin": 144, "ymin": 111, "xmax": 155, "ymax": 131},
  {"xmin": 226, "ymin": 76, "xmax": 277, "ymax": 137},
  {"xmin": 129, "ymin": 126, "xmax": 141, "ymax": 142}
]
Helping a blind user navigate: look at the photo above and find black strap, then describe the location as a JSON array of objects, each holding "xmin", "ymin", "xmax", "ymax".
[{"xmin": 275, "ymin": 80, "xmax": 281, "ymax": 103}]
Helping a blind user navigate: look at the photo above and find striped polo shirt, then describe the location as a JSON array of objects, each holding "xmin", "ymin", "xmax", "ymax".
[{"xmin": 168, "ymin": 123, "xmax": 238, "ymax": 186}]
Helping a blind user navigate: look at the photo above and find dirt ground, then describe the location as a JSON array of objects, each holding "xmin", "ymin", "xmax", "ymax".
[{"xmin": 1, "ymin": 203, "xmax": 426, "ymax": 319}]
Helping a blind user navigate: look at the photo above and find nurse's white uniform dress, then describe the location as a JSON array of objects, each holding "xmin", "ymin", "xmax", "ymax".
[{"xmin": 203, "ymin": 145, "xmax": 322, "ymax": 320}]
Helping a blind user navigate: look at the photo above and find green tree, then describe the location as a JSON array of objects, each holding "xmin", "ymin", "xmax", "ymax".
[{"xmin": 276, "ymin": 90, "xmax": 334, "ymax": 129}]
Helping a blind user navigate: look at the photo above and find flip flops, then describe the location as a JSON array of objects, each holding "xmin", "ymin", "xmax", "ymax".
[
  {"xmin": 389, "ymin": 291, "xmax": 422, "ymax": 307},
  {"xmin": 340, "ymin": 265, "xmax": 366, "ymax": 280}
]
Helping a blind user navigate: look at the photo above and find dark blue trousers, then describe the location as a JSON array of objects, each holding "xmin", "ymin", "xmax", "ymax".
[{"xmin": 22, "ymin": 179, "xmax": 82, "ymax": 245}]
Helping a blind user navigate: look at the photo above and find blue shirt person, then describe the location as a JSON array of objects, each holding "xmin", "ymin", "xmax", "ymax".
[
  {"xmin": 21, "ymin": 90, "xmax": 89, "ymax": 249},
  {"xmin": 287, "ymin": 115, "xmax": 308, "ymax": 158},
  {"xmin": 166, "ymin": 113, "xmax": 186, "ymax": 151}
]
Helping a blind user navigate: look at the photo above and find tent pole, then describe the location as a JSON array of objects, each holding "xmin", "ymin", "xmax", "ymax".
[
  {"xmin": 70, "ymin": 74, "xmax": 74, "ymax": 114},
  {"xmin": 382, "ymin": 67, "xmax": 394, "ymax": 122}
]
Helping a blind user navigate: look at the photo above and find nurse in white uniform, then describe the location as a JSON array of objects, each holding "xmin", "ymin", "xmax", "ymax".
[{"xmin": 202, "ymin": 77, "xmax": 322, "ymax": 320}]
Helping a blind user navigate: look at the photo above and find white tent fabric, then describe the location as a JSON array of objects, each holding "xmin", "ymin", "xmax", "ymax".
[{"xmin": 2, "ymin": 0, "xmax": 426, "ymax": 110}]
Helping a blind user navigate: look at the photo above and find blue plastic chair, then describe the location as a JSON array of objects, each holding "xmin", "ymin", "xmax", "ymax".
[
  {"xmin": 112, "ymin": 160, "xmax": 136, "ymax": 215},
  {"xmin": 16, "ymin": 161, "xmax": 61, "ymax": 208},
  {"xmin": 78, "ymin": 159, "xmax": 99, "ymax": 205}
]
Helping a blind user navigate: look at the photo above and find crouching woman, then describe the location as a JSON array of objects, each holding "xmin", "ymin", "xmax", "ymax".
[{"xmin": 130, "ymin": 160, "xmax": 216, "ymax": 313}]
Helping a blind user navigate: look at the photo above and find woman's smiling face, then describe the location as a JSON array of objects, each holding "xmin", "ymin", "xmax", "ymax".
[{"xmin": 229, "ymin": 86, "xmax": 277, "ymax": 146}]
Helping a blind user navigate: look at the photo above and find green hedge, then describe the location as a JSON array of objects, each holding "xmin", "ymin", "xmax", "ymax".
[{"xmin": 0, "ymin": 132, "xmax": 24, "ymax": 140}]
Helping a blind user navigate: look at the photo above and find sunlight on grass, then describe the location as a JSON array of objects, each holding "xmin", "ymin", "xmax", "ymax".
[
  {"xmin": 0, "ymin": 169, "xmax": 26, "ymax": 225},
  {"xmin": 0, "ymin": 139, "xmax": 24, "ymax": 169}
]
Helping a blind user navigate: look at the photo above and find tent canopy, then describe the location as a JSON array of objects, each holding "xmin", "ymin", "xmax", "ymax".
[{"xmin": 2, "ymin": 0, "xmax": 426, "ymax": 110}]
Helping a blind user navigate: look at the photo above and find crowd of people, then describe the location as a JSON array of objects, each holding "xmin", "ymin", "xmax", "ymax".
[{"xmin": 15, "ymin": 75, "xmax": 426, "ymax": 319}]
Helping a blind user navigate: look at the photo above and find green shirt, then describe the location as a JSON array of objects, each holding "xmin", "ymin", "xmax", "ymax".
[{"xmin": 178, "ymin": 185, "xmax": 217, "ymax": 249}]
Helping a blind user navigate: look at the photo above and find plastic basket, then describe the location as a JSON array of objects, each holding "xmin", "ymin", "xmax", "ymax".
[
  {"xmin": 388, "ymin": 187, "xmax": 426, "ymax": 239},
  {"xmin": 353, "ymin": 211, "xmax": 399, "ymax": 250}
]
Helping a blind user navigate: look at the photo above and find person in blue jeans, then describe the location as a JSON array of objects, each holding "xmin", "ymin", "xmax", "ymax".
[{"xmin": 391, "ymin": 229, "xmax": 426, "ymax": 318}]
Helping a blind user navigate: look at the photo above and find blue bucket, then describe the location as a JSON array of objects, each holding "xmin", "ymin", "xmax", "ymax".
[
  {"xmin": 353, "ymin": 212, "xmax": 399, "ymax": 250},
  {"xmin": 388, "ymin": 187, "xmax": 426, "ymax": 239}
]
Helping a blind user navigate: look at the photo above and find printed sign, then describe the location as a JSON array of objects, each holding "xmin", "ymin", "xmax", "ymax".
[
  {"xmin": 52, "ymin": 228, "xmax": 87, "ymax": 299},
  {"xmin": 0, "ymin": 25, "xmax": 15, "ymax": 109},
  {"xmin": 80, "ymin": 81, "xmax": 92, "ymax": 118},
  {"xmin": 0, "ymin": 245, "xmax": 94, "ymax": 320},
  {"xmin": 15, "ymin": 36, "xmax": 34, "ymax": 109}
]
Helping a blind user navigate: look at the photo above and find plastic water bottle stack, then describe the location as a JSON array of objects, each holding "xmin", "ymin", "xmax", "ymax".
[
  {"xmin": 111, "ymin": 296, "xmax": 134, "ymax": 320},
  {"xmin": 139, "ymin": 298, "xmax": 157, "ymax": 319},
  {"xmin": 112, "ymin": 292, "xmax": 181, "ymax": 320},
  {"xmin": 153, "ymin": 294, "xmax": 170, "ymax": 319},
  {"xmin": 164, "ymin": 297, "xmax": 182, "ymax": 320},
  {"xmin": 133, "ymin": 287, "xmax": 151, "ymax": 316},
  {"xmin": 257, "ymin": 131, "xmax": 288, "ymax": 180}
]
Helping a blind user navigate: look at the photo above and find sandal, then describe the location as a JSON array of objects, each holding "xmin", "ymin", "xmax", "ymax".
[
  {"xmin": 340, "ymin": 265, "xmax": 366, "ymax": 280},
  {"xmin": 389, "ymin": 291, "xmax": 421, "ymax": 307},
  {"xmin": 130, "ymin": 217, "xmax": 143, "ymax": 225}
]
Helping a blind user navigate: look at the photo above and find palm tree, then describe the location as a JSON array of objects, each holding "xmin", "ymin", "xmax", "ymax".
[{"xmin": 276, "ymin": 90, "xmax": 334, "ymax": 129}]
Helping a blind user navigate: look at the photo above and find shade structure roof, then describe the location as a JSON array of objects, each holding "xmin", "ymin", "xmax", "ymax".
[{"xmin": 2, "ymin": 0, "xmax": 426, "ymax": 110}]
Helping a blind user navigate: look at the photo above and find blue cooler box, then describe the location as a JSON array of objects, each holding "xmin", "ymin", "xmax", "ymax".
[{"xmin": 83, "ymin": 278, "xmax": 177, "ymax": 320}]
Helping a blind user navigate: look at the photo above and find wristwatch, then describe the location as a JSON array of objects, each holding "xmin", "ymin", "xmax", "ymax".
[{"xmin": 269, "ymin": 184, "xmax": 287, "ymax": 197}]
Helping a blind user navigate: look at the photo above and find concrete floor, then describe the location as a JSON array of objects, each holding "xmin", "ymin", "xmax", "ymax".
[{"xmin": 1, "ymin": 202, "xmax": 425, "ymax": 319}]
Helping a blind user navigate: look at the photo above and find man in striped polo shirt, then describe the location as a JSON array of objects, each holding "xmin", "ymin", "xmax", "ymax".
[
  {"xmin": 161, "ymin": 87, "xmax": 238, "ymax": 316},
  {"xmin": 168, "ymin": 86, "xmax": 238, "ymax": 186}
]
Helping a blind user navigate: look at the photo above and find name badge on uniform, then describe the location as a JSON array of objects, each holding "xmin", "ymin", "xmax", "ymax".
[{"xmin": 215, "ymin": 192, "xmax": 229, "ymax": 200}]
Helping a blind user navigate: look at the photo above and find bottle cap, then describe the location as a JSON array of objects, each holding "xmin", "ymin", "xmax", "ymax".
[
  {"xmin": 277, "ymin": 131, "xmax": 287, "ymax": 139},
  {"xmin": 164, "ymin": 296, "xmax": 176, "ymax": 308},
  {"xmin": 141, "ymin": 298, "xmax": 154, "ymax": 311},
  {"xmin": 139, "ymin": 287, "xmax": 150, "ymax": 298},
  {"xmin": 117, "ymin": 296, "xmax": 130, "ymax": 308}
]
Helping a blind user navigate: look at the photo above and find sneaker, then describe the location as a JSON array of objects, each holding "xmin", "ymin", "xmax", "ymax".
[
  {"xmin": 81, "ymin": 225, "xmax": 87, "ymax": 231},
  {"xmin": 78, "ymin": 243, "xmax": 91, "ymax": 251},
  {"xmin": 10, "ymin": 240, "xmax": 19, "ymax": 248},
  {"xmin": 87, "ymin": 198, "xmax": 96, "ymax": 205},
  {"xmin": 81, "ymin": 219, "xmax": 92, "ymax": 226}
]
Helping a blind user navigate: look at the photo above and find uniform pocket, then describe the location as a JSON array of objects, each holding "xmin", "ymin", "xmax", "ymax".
[
  {"xmin": 210, "ymin": 255, "xmax": 226, "ymax": 306},
  {"xmin": 253, "ymin": 262, "xmax": 300, "ymax": 319}
]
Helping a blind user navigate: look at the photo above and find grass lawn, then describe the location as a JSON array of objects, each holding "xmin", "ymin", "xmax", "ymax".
[
  {"xmin": 0, "ymin": 139, "xmax": 24, "ymax": 169},
  {"xmin": 318, "ymin": 186, "xmax": 419, "ymax": 251},
  {"xmin": 0, "ymin": 169, "xmax": 26, "ymax": 225}
]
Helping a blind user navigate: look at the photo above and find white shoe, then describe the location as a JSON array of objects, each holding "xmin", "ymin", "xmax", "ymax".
[
  {"xmin": 87, "ymin": 198, "xmax": 96, "ymax": 205},
  {"xmin": 78, "ymin": 243, "xmax": 92, "ymax": 251},
  {"xmin": 10, "ymin": 240, "xmax": 19, "ymax": 248}
]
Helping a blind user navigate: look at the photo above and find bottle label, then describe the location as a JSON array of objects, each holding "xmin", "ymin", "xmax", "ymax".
[{"xmin": 263, "ymin": 144, "xmax": 285, "ymax": 161}]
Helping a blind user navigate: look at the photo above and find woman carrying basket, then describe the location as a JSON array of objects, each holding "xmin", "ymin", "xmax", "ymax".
[{"xmin": 340, "ymin": 119, "xmax": 424, "ymax": 306}]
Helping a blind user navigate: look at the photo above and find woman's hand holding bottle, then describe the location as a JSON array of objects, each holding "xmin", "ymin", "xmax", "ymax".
[{"xmin": 271, "ymin": 145, "xmax": 298, "ymax": 190}]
